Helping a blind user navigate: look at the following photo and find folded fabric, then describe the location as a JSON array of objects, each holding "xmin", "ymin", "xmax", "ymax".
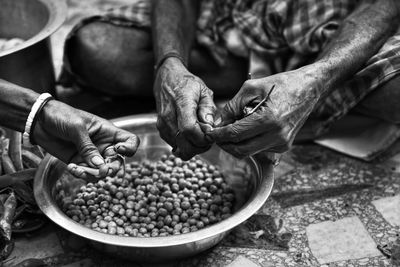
[{"xmin": 314, "ymin": 114, "xmax": 400, "ymax": 161}]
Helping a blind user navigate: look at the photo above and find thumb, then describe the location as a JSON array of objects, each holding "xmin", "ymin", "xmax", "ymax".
[
  {"xmin": 214, "ymin": 99, "xmax": 241, "ymax": 127},
  {"xmin": 197, "ymin": 89, "xmax": 216, "ymax": 125},
  {"xmin": 73, "ymin": 128, "xmax": 105, "ymax": 168}
]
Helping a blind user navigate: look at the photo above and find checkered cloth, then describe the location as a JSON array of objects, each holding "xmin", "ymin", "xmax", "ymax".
[{"xmin": 63, "ymin": 0, "xmax": 400, "ymax": 135}]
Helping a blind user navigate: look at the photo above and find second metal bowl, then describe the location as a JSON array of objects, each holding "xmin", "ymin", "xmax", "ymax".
[{"xmin": 0, "ymin": 0, "xmax": 66, "ymax": 94}]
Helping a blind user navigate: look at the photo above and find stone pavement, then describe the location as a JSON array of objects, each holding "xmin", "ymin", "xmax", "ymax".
[{"xmin": 5, "ymin": 144, "xmax": 400, "ymax": 266}]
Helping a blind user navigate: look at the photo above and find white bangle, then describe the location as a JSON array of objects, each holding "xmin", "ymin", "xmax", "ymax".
[{"xmin": 23, "ymin": 93, "xmax": 53, "ymax": 146}]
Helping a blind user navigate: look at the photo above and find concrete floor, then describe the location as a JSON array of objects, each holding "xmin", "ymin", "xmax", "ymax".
[{"xmin": 8, "ymin": 144, "xmax": 400, "ymax": 266}]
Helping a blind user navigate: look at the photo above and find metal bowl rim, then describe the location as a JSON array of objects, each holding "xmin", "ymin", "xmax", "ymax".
[
  {"xmin": 0, "ymin": 0, "xmax": 67, "ymax": 57},
  {"xmin": 34, "ymin": 114, "xmax": 274, "ymax": 248}
]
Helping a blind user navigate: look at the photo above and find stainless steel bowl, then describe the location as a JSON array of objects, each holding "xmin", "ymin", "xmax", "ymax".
[
  {"xmin": 0, "ymin": 0, "xmax": 66, "ymax": 94},
  {"xmin": 34, "ymin": 114, "xmax": 274, "ymax": 262}
]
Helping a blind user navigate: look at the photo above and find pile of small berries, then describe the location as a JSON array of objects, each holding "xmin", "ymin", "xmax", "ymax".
[{"xmin": 59, "ymin": 154, "xmax": 235, "ymax": 237}]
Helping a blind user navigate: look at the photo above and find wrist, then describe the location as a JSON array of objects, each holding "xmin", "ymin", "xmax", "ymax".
[
  {"xmin": 155, "ymin": 52, "xmax": 187, "ymax": 74},
  {"xmin": 0, "ymin": 81, "xmax": 39, "ymax": 132},
  {"xmin": 23, "ymin": 93, "xmax": 53, "ymax": 145},
  {"xmin": 16, "ymin": 89, "xmax": 39, "ymax": 133},
  {"xmin": 164, "ymin": 56, "xmax": 186, "ymax": 69},
  {"xmin": 35, "ymin": 97, "xmax": 56, "ymax": 124},
  {"xmin": 157, "ymin": 56, "xmax": 189, "ymax": 77},
  {"xmin": 298, "ymin": 62, "xmax": 332, "ymax": 96}
]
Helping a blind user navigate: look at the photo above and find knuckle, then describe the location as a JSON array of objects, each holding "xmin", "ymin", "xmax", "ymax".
[
  {"xmin": 206, "ymin": 88, "xmax": 214, "ymax": 98},
  {"xmin": 242, "ymin": 80, "xmax": 263, "ymax": 95},
  {"xmin": 78, "ymin": 141, "xmax": 96, "ymax": 156},
  {"xmin": 223, "ymin": 101, "xmax": 235, "ymax": 115},
  {"xmin": 200, "ymin": 103, "xmax": 217, "ymax": 113},
  {"xmin": 71, "ymin": 119, "xmax": 87, "ymax": 133},
  {"xmin": 243, "ymin": 80, "xmax": 257, "ymax": 90}
]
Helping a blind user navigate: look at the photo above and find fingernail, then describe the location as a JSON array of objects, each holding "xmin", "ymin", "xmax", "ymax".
[
  {"xmin": 68, "ymin": 163, "xmax": 77, "ymax": 169},
  {"xmin": 107, "ymin": 168, "xmax": 113, "ymax": 176},
  {"xmin": 91, "ymin": 155, "xmax": 105, "ymax": 166},
  {"xmin": 214, "ymin": 117, "xmax": 222, "ymax": 126},
  {"xmin": 206, "ymin": 114, "xmax": 214, "ymax": 125}
]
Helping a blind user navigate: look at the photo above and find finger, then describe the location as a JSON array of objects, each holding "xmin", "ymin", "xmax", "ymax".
[
  {"xmin": 173, "ymin": 143, "xmax": 211, "ymax": 160},
  {"xmin": 99, "ymin": 164, "xmax": 112, "ymax": 177},
  {"xmin": 157, "ymin": 116, "xmax": 177, "ymax": 149},
  {"xmin": 103, "ymin": 146, "xmax": 117, "ymax": 157},
  {"xmin": 67, "ymin": 163, "xmax": 99, "ymax": 183},
  {"xmin": 213, "ymin": 101, "xmax": 238, "ymax": 127},
  {"xmin": 214, "ymin": 80, "xmax": 268, "ymax": 127},
  {"xmin": 198, "ymin": 122, "xmax": 214, "ymax": 142},
  {"xmin": 67, "ymin": 163, "xmax": 87, "ymax": 178},
  {"xmin": 101, "ymin": 147, "xmax": 123, "ymax": 177},
  {"xmin": 108, "ymin": 155, "xmax": 125, "ymax": 177},
  {"xmin": 207, "ymin": 106, "xmax": 280, "ymax": 143},
  {"xmin": 106, "ymin": 159, "xmax": 122, "ymax": 177},
  {"xmin": 114, "ymin": 133, "xmax": 140, "ymax": 157},
  {"xmin": 173, "ymin": 130, "xmax": 211, "ymax": 160},
  {"xmin": 218, "ymin": 131, "xmax": 291, "ymax": 158},
  {"xmin": 73, "ymin": 127, "xmax": 105, "ymax": 168},
  {"xmin": 175, "ymin": 91, "xmax": 210, "ymax": 148},
  {"xmin": 197, "ymin": 90, "xmax": 216, "ymax": 125}
]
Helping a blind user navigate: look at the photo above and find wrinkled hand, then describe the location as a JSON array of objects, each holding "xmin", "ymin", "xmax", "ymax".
[
  {"xmin": 32, "ymin": 100, "xmax": 140, "ymax": 180},
  {"xmin": 206, "ymin": 68, "xmax": 321, "ymax": 158},
  {"xmin": 154, "ymin": 57, "xmax": 216, "ymax": 160}
]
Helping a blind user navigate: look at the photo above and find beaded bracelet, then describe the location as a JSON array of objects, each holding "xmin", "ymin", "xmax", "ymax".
[{"xmin": 23, "ymin": 93, "xmax": 53, "ymax": 146}]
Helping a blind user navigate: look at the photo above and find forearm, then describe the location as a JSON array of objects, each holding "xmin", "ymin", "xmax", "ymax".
[
  {"xmin": 0, "ymin": 79, "xmax": 38, "ymax": 132},
  {"xmin": 310, "ymin": 0, "xmax": 400, "ymax": 95},
  {"xmin": 152, "ymin": 0, "xmax": 198, "ymax": 66}
]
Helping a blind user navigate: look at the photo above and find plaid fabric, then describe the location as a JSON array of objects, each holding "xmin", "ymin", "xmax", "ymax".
[
  {"xmin": 197, "ymin": 0, "xmax": 358, "ymax": 69},
  {"xmin": 63, "ymin": 0, "xmax": 400, "ymax": 135}
]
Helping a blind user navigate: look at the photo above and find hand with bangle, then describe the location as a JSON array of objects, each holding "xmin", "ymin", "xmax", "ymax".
[{"xmin": 23, "ymin": 92, "xmax": 140, "ymax": 180}]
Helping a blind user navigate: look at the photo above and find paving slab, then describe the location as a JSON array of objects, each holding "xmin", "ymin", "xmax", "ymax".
[
  {"xmin": 225, "ymin": 255, "xmax": 261, "ymax": 267},
  {"xmin": 306, "ymin": 216, "xmax": 381, "ymax": 264},
  {"xmin": 372, "ymin": 195, "xmax": 400, "ymax": 227}
]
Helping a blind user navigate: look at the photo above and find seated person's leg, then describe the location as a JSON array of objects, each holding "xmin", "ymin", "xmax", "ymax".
[
  {"xmin": 67, "ymin": 22, "xmax": 154, "ymax": 96},
  {"xmin": 66, "ymin": 22, "xmax": 247, "ymax": 98},
  {"xmin": 353, "ymin": 76, "xmax": 400, "ymax": 124}
]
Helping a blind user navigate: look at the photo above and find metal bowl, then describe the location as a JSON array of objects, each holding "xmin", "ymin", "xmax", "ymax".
[
  {"xmin": 34, "ymin": 114, "xmax": 274, "ymax": 262},
  {"xmin": 0, "ymin": 0, "xmax": 66, "ymax": 94}
]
